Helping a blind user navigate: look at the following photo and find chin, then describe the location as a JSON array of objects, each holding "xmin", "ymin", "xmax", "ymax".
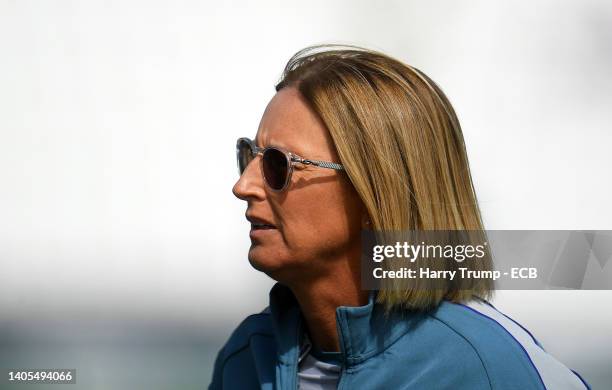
[
  {"xmin": 247, "ymin": 246, "xmax": 285, "ymax": 274},
  {"xmin": 248, "ymin": 245, "xmax": 303, "ymax": 283}
]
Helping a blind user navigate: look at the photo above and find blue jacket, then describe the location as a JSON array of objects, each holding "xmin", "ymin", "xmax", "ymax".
[{"xmin": 209, "ymin": 282, "xmax": 590, "ymax": 389}]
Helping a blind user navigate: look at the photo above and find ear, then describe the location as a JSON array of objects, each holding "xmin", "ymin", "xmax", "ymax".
[{"xmin": 361, "ymin": 214, "xmax": 372, "ymax": 229}]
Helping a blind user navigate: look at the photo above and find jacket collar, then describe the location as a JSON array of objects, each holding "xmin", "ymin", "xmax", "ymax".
[{"xmin": 268, "ymin": 282, "xmax": 424, "ymax": 367}]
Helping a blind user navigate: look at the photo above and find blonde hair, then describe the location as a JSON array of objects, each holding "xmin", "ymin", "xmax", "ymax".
[{"xmin": 276, "ymin": 44, "xmax": 493, "ymax": 312}]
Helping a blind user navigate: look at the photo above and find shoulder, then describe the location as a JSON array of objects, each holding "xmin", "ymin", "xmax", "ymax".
[
  {"xmin": 426, "ymin": 299, "xmax": 590, "ymax": 390},
  {"xmin": 215, "ymin": 306, "xmax": 275, "ymax": 363},
  {"xmin": 209, "ymin": 307, "xmax": 275, "ymax": 389}
]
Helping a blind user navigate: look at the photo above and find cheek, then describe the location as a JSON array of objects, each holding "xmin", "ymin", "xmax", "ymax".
[{"xmin": 277, "ymin": 188, "xmax": 361, "ymax": 257}]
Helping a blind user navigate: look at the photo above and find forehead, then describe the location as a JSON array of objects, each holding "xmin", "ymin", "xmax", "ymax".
[{"xmin": 255, "ymin": 87, "xmax": 332, "ymax": 157}]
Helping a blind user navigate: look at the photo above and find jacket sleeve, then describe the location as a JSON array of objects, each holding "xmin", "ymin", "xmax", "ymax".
[{"xmin": 208, "ymin": 345, "xmax": 225, "ymax": 390}]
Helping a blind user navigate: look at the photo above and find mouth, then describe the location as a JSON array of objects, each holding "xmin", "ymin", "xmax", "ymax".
[
  {"xmin": 251, "ymin": 223, "xmax": 276, "ymax": 230},
  {"xmin": 246, "ymin": 214, "xmax": 277, "ymax": 231}
]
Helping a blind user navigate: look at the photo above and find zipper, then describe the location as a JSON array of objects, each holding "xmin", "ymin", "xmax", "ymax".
[
  {"xmin": 336, "ymin": 363, "xmax": 346, "ymax": 390},
  {"xmin": 291, "ymin": 311, "xmax": 349, "ymax": 389},
  {"xmin": 335, "ymin": 312, "xmax": 347, "ymax": 390},
  {"xmin": 292, "ymin": 316, "xmax": 302, "ymax": 390}
]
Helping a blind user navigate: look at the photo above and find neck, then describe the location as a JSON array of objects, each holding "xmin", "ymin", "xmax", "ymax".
[{"xmin": 287, "ymin": 260, "xmax": 369, "ymax": 353}]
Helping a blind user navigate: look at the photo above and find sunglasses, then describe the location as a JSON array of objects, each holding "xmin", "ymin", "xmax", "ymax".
[{"xmin": 236, "ymin": 137, "xmax": 345, "ymax": 192}]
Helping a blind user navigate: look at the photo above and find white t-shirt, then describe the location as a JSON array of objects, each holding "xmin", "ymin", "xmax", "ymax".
[{"xmin": 297, "ymin": 332, "xmax": 342, "ymax": 390}]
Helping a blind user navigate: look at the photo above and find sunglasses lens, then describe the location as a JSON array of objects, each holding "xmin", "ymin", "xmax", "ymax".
[
  {"xmin": 262, "ymin": 148, "xmax": 289, "ymax": 191},
  {"xmin": 236, "ymin": 139, "xmax": 253, "ymax": 174}
]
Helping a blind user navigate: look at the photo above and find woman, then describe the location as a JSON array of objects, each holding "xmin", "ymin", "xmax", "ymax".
[{"xmin": 209, "ymin": 45, "xmax": 590, "ymax": 389}]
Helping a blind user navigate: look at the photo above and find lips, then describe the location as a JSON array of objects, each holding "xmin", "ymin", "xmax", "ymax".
[
  {"xmin": 251, "ymin": 223, "xmax": 276, "ymax": 230},
  {"xmin": 246, "ymin": 214, "xmax": 277, "ymax": 230}
]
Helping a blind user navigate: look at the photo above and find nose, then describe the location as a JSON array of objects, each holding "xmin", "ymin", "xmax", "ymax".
[{"xmin": 232, "ymin": 156, "xmax": 266, "ymax": 201}]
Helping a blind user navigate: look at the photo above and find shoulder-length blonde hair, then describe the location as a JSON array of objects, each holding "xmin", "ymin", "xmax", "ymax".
[{"xmin": 275, "ymin": 44, "xmax": 493, "ymax": 312}]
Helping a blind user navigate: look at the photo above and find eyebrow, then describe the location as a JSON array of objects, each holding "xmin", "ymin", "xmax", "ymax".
[
  {"xmin": 253, "ymin": 134, "xmax": 265, "ymax": 148},
  {"xmin": 255, "ymin": 134, "xmax": 292, "ymax": 153}
]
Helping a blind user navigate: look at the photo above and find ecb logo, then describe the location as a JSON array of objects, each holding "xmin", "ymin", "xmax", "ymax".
[{"xmin": 511, "ymin": 268, "xmax": 538, "ymax": 279}]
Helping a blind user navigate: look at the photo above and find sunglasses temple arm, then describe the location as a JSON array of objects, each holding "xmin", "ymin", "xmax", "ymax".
[{"xmin": 299, "ymin": 158, "xmax": 345, "ymax": 171}]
